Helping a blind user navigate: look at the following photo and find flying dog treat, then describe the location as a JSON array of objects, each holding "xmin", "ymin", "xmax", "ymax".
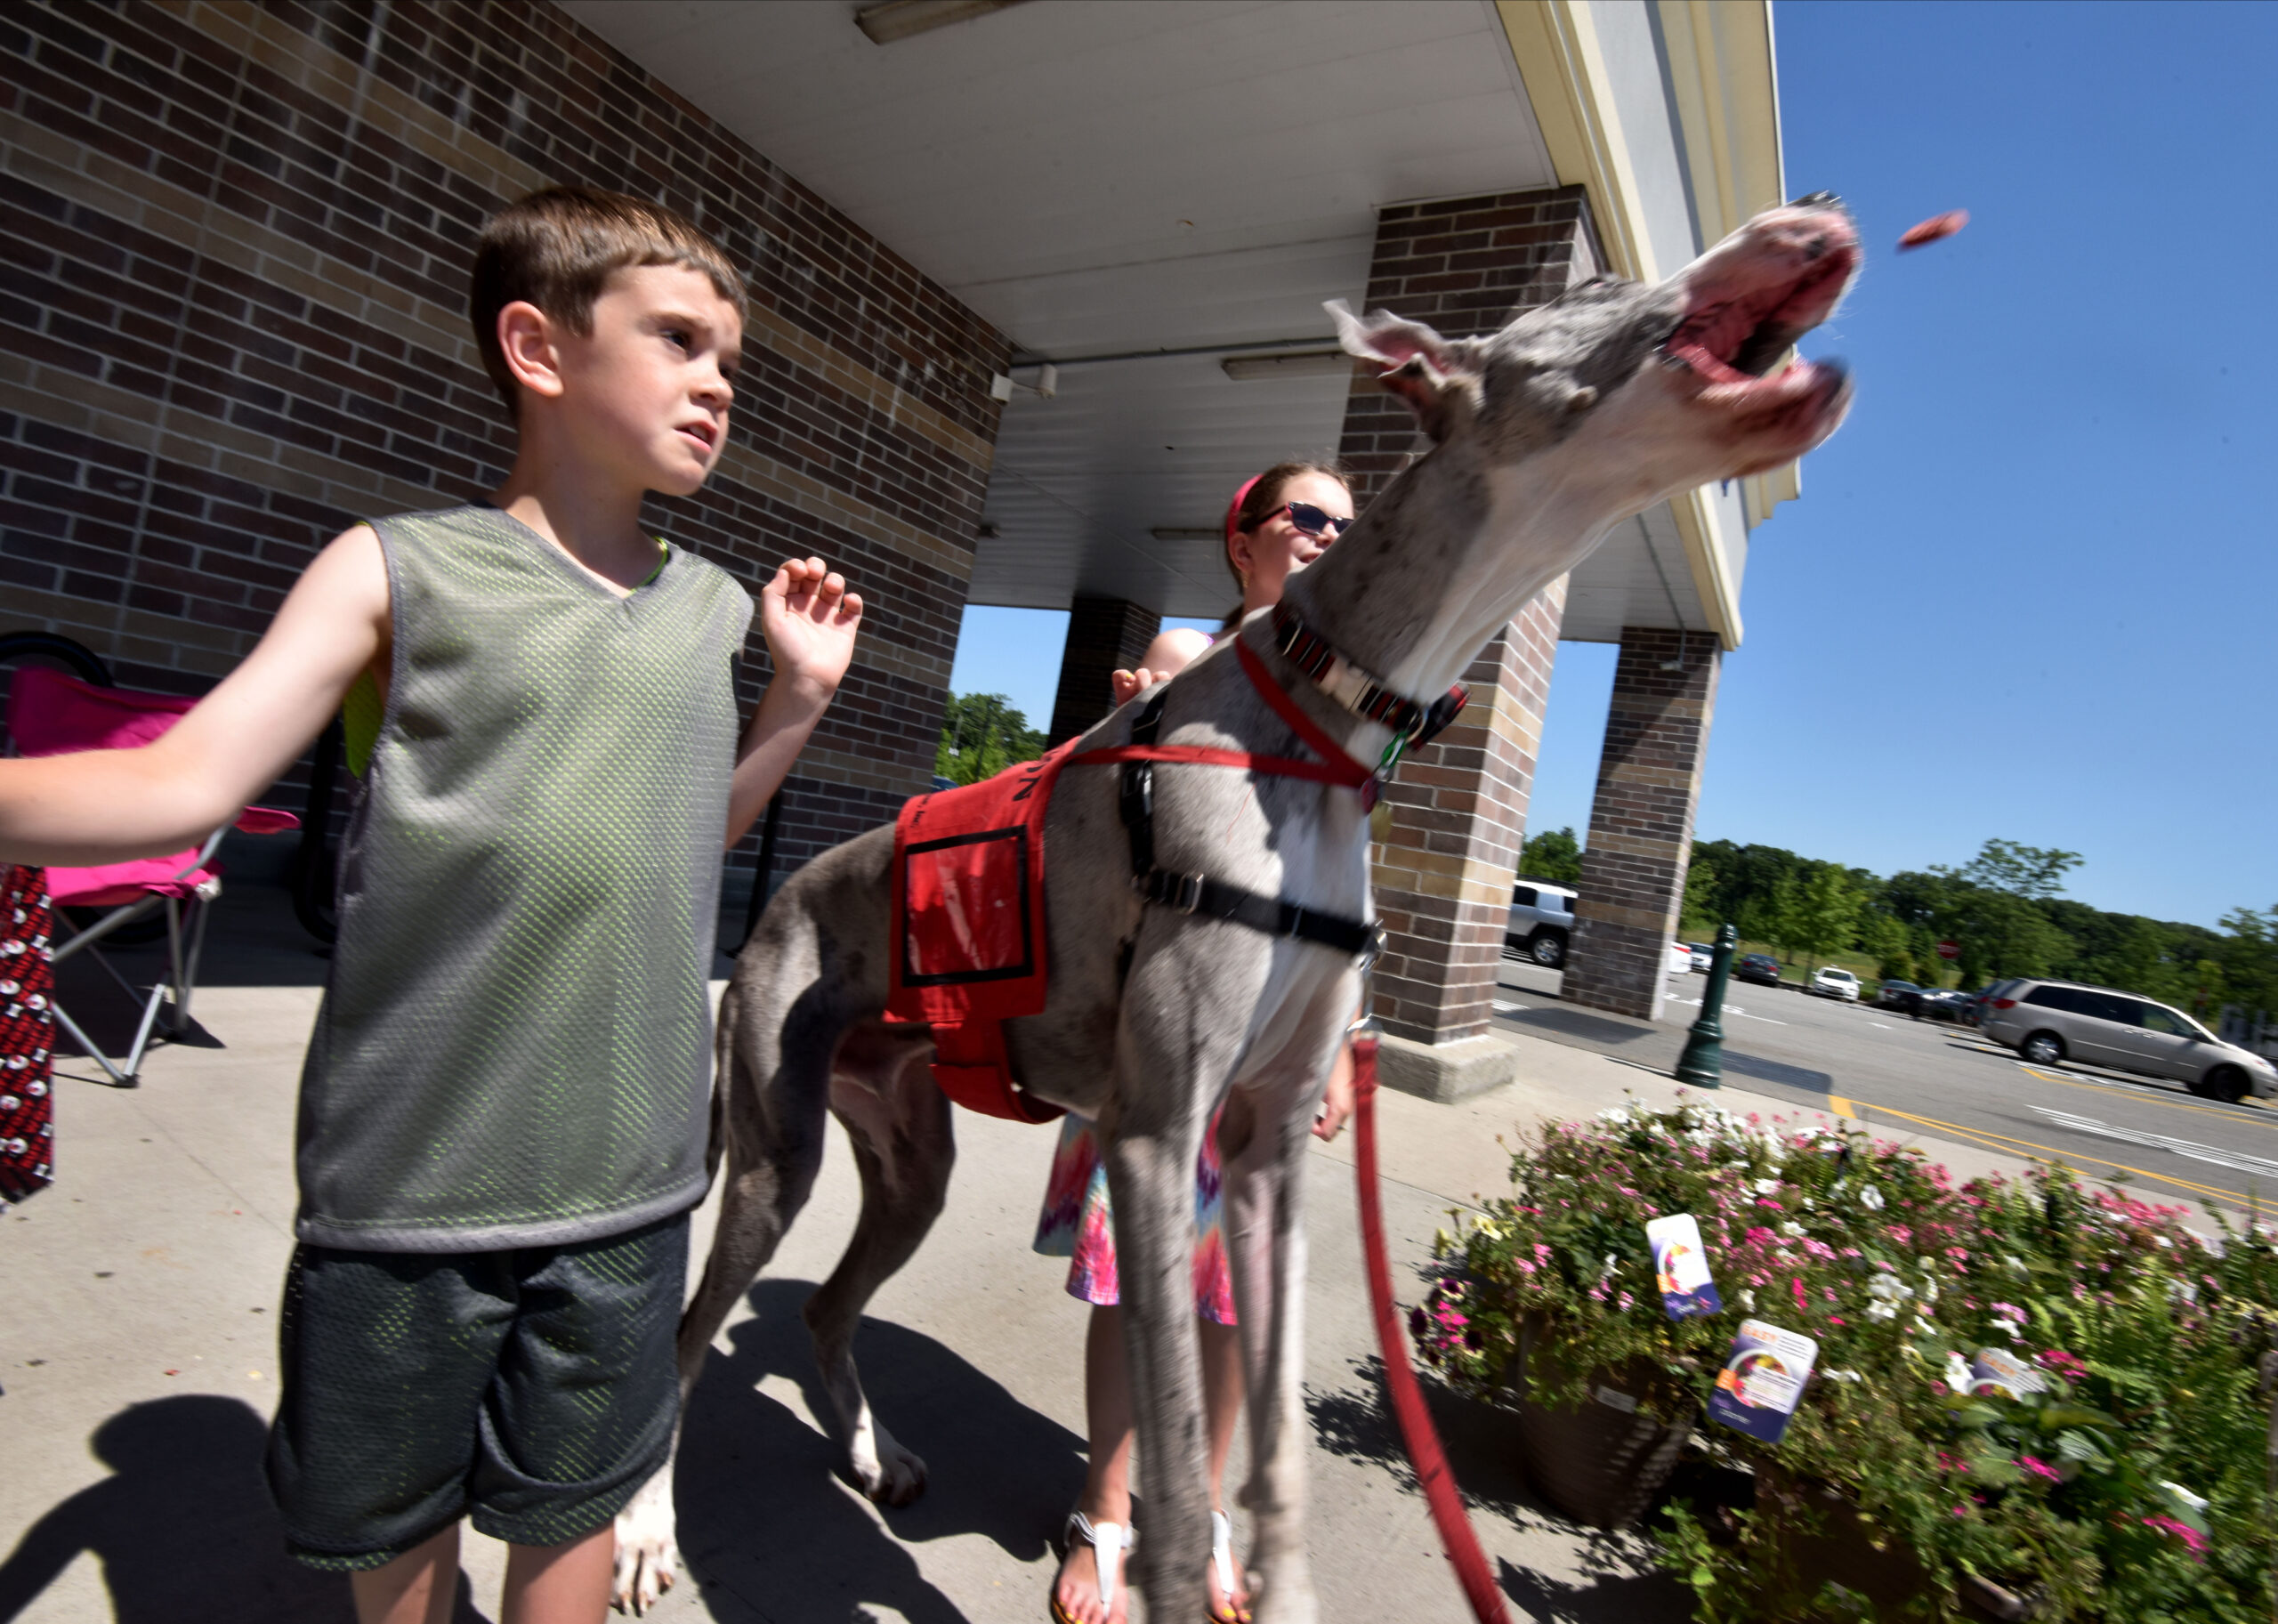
[{"xmin": 1898, "ymin": 210, "xmax": 1967, "ymax": 250}]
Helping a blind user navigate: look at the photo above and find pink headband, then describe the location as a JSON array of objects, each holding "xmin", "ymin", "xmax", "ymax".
[{"xmin": 1224, "ymin": 474, "xmax": 1263, "ymax": 546}]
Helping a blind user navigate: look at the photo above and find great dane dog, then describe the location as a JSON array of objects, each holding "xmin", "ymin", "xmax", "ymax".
[{"xmin": 615, "ymin": 198, "xmax": 1862, "ymax": 1619}]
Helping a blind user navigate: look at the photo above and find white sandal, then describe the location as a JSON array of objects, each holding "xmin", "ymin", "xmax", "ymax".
[
  {"xmin": 1209, "ymin": 1507, "xmax": 1250, "ymax": 1623},
  {"xmin": 1051, "ymin": 1508, "xmax": 1135, "ymax": 1624}
]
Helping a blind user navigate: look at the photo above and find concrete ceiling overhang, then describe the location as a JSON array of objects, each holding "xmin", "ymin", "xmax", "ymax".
[{"xmin": 562, "ymin": 0, "xmax": 1718, "ymax": 640}]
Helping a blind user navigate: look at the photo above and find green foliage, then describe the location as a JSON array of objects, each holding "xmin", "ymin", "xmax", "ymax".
[
  {"xmin": 1952, "ymin": 838, "xmax": 2084, "ymax": 901},
  {"xmin": 934, "ymin": 691, "xmax": 1046, "ymax": 786},
  {"xmin": 1783, "ymin": 863, "xmax": 1869, "ymax": 976},
  {"xmin": 1519, "ymin": 825, "xmax": 1583, "ymax": 885},
  {"xmin": 1689, "ymin": 836, "xmax": 2274, "ymax": 1018},
  {"xmin": 1416, "ymin": 1103, "xmax": 2278, "ymax": 1621}
]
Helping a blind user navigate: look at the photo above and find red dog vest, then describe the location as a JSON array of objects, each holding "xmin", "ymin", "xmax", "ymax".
[
  {"xmin": 885, "ymin": 640, "xmax": 1400, "ymax": 1123},
  {"xmin": 883, "ymin": 743, "xmax": 1077, "ymax": 1123}
]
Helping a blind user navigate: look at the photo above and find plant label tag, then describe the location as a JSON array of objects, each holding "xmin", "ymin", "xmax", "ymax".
[
  {"xmin": 1645, "ymin": 1214, "xmax": 1723, "ymax": 1320},
  {"xmin": 1968, "ymin": 1346, "xmax": 2048, "ymax": 1401},
  {"xmin": 1708, "ymin": 1320, "xmax": 1819, "ymax": 1444}
]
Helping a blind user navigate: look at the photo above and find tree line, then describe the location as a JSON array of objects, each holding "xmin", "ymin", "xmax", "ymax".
[
  {"xmin": 1517, "ymin": 826, "xmax": 2276, "ymax": 1019},
  {"xmin": 936, "ymin": 691, "xmax": 1046, "ymax": 786}
]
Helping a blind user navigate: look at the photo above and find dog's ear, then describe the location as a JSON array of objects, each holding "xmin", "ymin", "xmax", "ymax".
[{"xmin": 1326, "ymin": 300, "xmax": 1482, "ymax": 440}]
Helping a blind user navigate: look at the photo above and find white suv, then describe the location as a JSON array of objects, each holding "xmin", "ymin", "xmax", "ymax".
[
  {"xmin": 1808, "ymin": 966, "xmax": 1861, "ymax": 1002},
  {"xmin": 1505, "ymin": 879, "xmax": 1578, "ymax": 967}
]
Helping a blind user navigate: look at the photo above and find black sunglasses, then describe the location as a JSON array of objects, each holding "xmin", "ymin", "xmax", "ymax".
[{"xmin": 1273, "ymin": 501, "xmax": 1353, "ymax": 538}]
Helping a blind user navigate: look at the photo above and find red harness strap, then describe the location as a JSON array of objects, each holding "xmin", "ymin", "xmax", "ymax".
[{"xmin": 885, "ymin": 638, "xmax": 1380, "ymax": 1122}]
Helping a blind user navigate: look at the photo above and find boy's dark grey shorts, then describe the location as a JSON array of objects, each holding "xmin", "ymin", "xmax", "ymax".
[{"xmin": 264, "ymin": 1212, "xmax": 688, "ymax": 1571}]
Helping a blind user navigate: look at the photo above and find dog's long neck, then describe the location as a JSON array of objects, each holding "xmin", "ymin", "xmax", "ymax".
[{"xmin": 1277, "ymin": 433, "xmax": 1624, "ymax": 728}]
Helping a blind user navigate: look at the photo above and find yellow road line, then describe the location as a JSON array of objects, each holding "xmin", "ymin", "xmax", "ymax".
[
  {"xmin": 1826, "ymin": 1094, "xmax": 1857, "ymax": 1119},
  {"xmin": 2015, "ymin": 1063, "xmax": 2273, "ymax": 1124},
  {"xmin": 1848, "ymin": 1100, "xmax": 2243, "ymax": 1208}
]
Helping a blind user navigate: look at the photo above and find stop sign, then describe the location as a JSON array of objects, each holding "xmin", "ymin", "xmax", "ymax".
[{"xmin": 1935, "ymin": 940, "xmax": 1960, "ymax": 961}]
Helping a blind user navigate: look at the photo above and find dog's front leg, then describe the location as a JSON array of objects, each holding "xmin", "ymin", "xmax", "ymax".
[
  {"xmin": 1221, "ymin": 984, "xmax": 1349, "ymax": 1624},
  {"xmin": 1101, "ymin": 957, "xmax": 1242, "ymax": 1622}
]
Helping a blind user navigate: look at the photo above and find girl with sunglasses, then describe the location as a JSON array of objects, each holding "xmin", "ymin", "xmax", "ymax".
[{"xmin": 1038, "ymin": 461, "xmax": 1360, "ymax": 1624}]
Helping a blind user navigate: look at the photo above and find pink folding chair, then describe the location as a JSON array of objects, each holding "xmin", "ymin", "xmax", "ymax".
[{"xmin": 5, "ymin": 666, "xmax": 299, "ymax": 1086}]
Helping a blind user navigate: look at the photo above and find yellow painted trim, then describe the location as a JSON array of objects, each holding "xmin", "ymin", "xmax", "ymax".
[
  {"xmin": 1498, "ymin": 1, "xmax": 1766, "ymax": 644},
  {"xmin": 1494, "ymin": 0, "xmax": 1650, "ymax": 279}
]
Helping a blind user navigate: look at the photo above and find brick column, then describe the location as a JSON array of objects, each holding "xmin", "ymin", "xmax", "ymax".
[
  {"xmin": 1338, "ymin": 186, "xmax": 1600, "ymax": 1101},
  {"xmin": 1563, "ymin": 628, "xmax": 1723, "ymax": 1022},
  {"xmin": 1047, "ymin": 595, "xmax": 1162, "ymax": 745}
]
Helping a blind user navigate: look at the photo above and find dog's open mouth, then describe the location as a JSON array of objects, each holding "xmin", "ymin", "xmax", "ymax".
[{"xmin": 1660, "ymin": 241, "xmax": 1858, "ymax": 397}]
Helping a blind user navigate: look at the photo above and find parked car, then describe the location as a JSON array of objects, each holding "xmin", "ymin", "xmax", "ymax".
[
  {"xmin": 1878, "ymin": 979, "xmax": 1921, "ymax": 1013},
  {"xmin": 1668, "ymin": 941, "xmax": 1694, "ymax": 977},
  {"xmin": 1505, "ymin": 878, "xmax": 1578, "ymax": 967},
  {"xmin": 1734, "ymin": 952, "xmax": 1783, "ymax": 987},
  {"xmin": 1808, "ymin": 966, "xmax": 1861, "ymax": 1002},
  {"xmin": 1919, "ymin": 989, "xmax": 1970, "ymax": 1023},
  {"xmin": 1982, "ymin": 980, "xmax": 2278, "ymax": 1103},
  {"xmin": 1687, "ymin": 942, "xmax": 1714, "ymax": 972}
]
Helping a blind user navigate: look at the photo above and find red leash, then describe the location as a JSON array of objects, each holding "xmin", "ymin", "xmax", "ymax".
[{"xmin": 1349, "ymin": 1036, "xmax": 1514, "ymax": 1624}]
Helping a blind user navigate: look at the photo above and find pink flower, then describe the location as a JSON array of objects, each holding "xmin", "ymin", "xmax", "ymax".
[
  {"xmin": 2037, "ymin": 1348, "xmax": 2087, "ymax": 1379},
  {"xmin": 2017, "ymin": 1456, "xmax": 2061, "ymax": 1483},
  {"xmin": 1791, "ymin": 1278, "xmax": 1808, "ymax": 1313},
  {"xmin": 1936, "ymin": 1452, "xmax": 1969, "ymax": 1473},
  {"xmin": 2143, "ymin": 1516, "xmax": 2209, "ymax": 1561},
  {"xmin": 1756, "ymin": 1198, "xmax": 1785, "ymax": 1211}
]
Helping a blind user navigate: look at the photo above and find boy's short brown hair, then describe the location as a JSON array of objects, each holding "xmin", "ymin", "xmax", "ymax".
[{"xmin": 469, "ymin": 186, "xmax": 748, "ymax": 412}]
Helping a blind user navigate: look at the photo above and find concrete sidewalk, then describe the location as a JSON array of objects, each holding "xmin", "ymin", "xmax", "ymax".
[{"xmin": 0, "ymin": 890, "xmax": 2041, "ymax": 1623}]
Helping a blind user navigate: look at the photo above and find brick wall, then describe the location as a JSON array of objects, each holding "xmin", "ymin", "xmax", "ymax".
[
  {"xmin": 1337, "ymin": 184, "xmax": 1599, "ymax": 1046},
  {"xmin": 1046, "ymin": 594, "xmax": 1160, "ymax": 745},
  {"xmin": 0, "ymin": 0, "xmax": 1009, "ymax": 873},
  {"xmin": 1563, "ymin": 626, "xmax": 1721, "ymax": 1022},
  {"xmin": 1337, "ymin": 184, "xmax": 1598, "ymax": 503}
]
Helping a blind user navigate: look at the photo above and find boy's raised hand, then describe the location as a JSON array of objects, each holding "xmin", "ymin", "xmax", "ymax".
[{"xmin": 760, "ymin": 557, "xmax": 863, "ymax": 701}]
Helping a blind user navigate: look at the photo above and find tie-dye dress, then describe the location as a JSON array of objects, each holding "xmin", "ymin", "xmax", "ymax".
[{"xmin": 1033, "ymin": 1106, "xmax": 1236, "ymax": 1326}]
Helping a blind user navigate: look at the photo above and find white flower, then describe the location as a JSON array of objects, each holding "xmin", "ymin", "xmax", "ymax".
[
  {"xmin": 1868, "ymin": 1275, "xmax": 1914, "ymax": 1302},
  {"xmin": 1823, "ymin": 1369, "xmax": 1862, "ymax": 1383},
  {"xmin": 2160, "ymin": 1481, "xmax": 2209, "ymax": 1515},
  {"xmin": 1919, "ymin": 1278, "xmax": 1942, "ymax": 1305},
  {"xmin": 1857, "ymin": 1184, "xmax": 1886, "ymax": 1212},
  {"xmin": 2154, "ymin": 1235, "xmax": 2172, "ymax": 1249},
  {"xmin": 1778, "ymin": 1222, "xmax": 1805, "ymax": 1239},
  {"xmin": 2003, "ymin": 1254, "xmax": 2027, "ymax": 1275},
  {"xmin": 1599, "ymin": 1253, "xmax": 1620, "ymax": 1281},
  {"xmin": 1754, "ymin": 1177, "xmax": 1781, "ymax": 1195},
  {"xmin": 1867, "ymin": 1300, "xmax": 1899, "ymax": 1322},
  {"xmin": 1598, "ymin": 1106, "xmax": 1633, "ymax": 1126},
  {"xmin": 1943, "ymin": 1352, "xmax": 1975, "ymax": 1392},
  {"xmin": 1738, "ymin": 1289, "xmax": 1757, "ymax": 1312}
]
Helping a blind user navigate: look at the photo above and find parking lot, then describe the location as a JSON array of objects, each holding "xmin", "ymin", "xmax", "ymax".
[{"xmin": 1496, "ymin": 958, "xmax": 2278, "ymax": 1217}]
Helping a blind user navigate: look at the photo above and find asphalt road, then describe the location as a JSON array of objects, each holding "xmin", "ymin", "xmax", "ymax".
[{"xmin": 1495, "ymin": 958, "xmax": 2278, "ymax": 1217}]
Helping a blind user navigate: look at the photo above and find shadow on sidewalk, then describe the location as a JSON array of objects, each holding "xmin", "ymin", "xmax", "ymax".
[
  {"xmin": 1307, "ymin": 1358, "xmax": 1687, "ymax": 1623},
  {"xmin": 671, "ymin": 1278, "xmax": 1086, "ymax": 1621},
  {"xmin": 0, "ymin": 1394, "xmax": 354, "ymax": 1622}
]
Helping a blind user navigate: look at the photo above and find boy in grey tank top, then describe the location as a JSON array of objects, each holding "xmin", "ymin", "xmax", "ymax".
[{"xmin": 0, "ymin": 187, "xmax": 866, "ymax": 1620}]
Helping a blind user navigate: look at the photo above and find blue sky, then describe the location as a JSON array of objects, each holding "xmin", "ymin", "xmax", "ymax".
[{"xmin": 954, "ymin": 0, "xmax": 2276, "ymax": 931}]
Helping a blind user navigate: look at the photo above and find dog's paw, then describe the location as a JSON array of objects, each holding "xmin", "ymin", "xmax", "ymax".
[
  {"xmin": 610, "ymin": 1477, "xmax": 681, "ymax": 1615},
  {"xmin": 851, "ymin": 1421, "xmax": 928, "ymax": 1507}
]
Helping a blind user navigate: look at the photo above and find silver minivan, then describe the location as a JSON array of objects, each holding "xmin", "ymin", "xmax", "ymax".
[
  {"xmin": 1983, "ymin": 980, "xmax": 2278, "ymax": 1103},
  {"xmin": 1505, "ymin": 878, "xmax": 1578, "ymax": 967}
]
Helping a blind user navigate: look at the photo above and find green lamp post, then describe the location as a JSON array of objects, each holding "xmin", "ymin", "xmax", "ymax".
[{"xmin": 1675, "ymin": 922, "xmax": 1738, "ymax": 1088}]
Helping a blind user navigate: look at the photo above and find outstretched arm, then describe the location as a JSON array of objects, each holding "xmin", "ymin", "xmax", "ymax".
[
  {"xmin": 725, "ymin": 556, "xmax": 862, "ymax": 850},
  {"xmin": 1107, "ymin": 626, "xmax": 1213, "ymax": 707},
  {"xmin": 0, "ymin": 526, "xmax": 388, "ymax": 866}
]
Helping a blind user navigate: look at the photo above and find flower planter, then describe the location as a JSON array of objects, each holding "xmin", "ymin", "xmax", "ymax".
[
  {"xmin": 1507, "ymin": 1321, "xmax": 1694, "ymax": 1530},
  {"xmin": 1761, "ymin": 1472, "xmax": 2040, "ymax": 1620}
]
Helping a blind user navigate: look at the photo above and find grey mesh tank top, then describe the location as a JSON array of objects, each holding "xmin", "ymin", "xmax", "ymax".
[{"xmin": 295, "ymin": 505, "xmax": 753, "ymax": 1251}]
